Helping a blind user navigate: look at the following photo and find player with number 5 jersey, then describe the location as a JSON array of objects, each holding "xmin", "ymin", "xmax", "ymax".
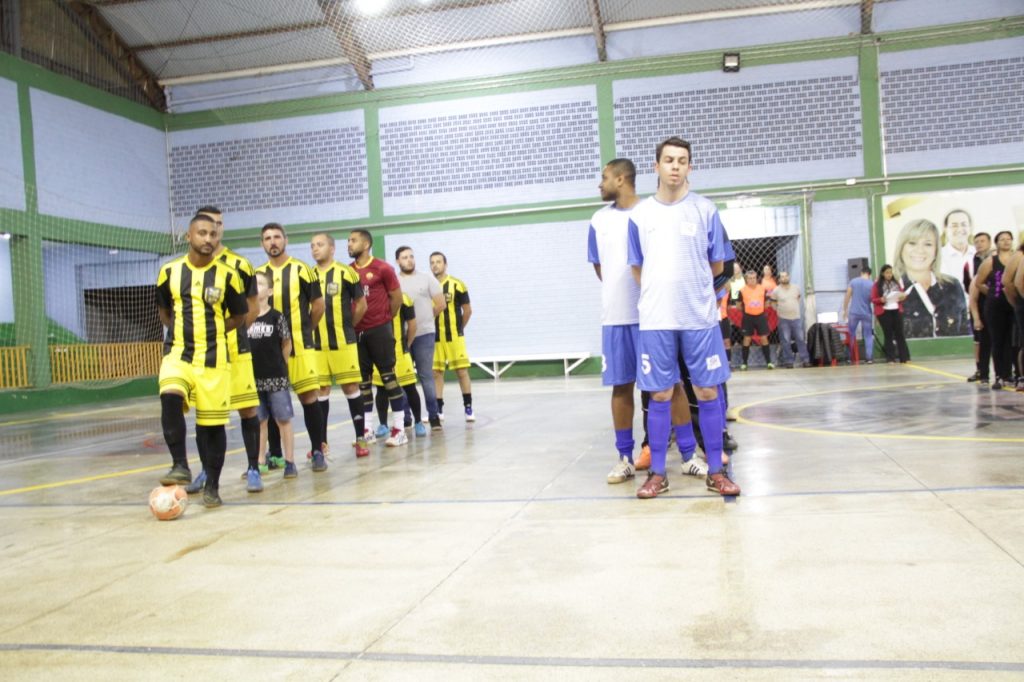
[{"xmin": 626, "ymin": 136, "xmax": 740, "ymax": 498}]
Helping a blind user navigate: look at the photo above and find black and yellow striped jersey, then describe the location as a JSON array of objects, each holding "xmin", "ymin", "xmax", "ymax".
[
  {"xmin": 156, "ymin": 255, "xmax": 247, "ymax": 369},
  {"xmin": 256, "ymin": 257, "xmax": 322, "ymax": 355},
  {"xmin": 216, "ymin": 247, "xmax": 257, "ymax": 357},
  {"xmin": 393, "ymin": 293, "xmax": 415, "ymax": 354},
  {"xmin": 435, "ymin": 275, "xmax": 470, "ymax": 343},
  {"xmin": 315, "ymin": 261, "xmax": 363, "ymax": 350}
]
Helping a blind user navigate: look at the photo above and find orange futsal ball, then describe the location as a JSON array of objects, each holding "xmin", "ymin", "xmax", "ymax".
[{"xmin": 149, "ymin": 484, "xmax": 188, "ymax": 521}]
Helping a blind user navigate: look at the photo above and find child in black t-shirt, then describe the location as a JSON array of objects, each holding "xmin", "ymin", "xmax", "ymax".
[{"xmin": 247, "ymin": 271, "xmax": 297, "ymax": 478}]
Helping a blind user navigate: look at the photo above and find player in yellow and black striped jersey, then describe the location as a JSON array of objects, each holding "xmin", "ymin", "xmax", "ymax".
[
  {"xmin": 176, "ymin": 205, "xmax": 264, "ymax": 495},
  {"xmin": 257, "ymin": 222, "xmax": 329, "ymax": 472},
  {"xmin": 372, "ymin": 293, "xmax": 424, "ymax": 432},
  {"xmin": 429, "ymin": 251, "xmax": 475, "ymax": 422},
  {"xmin": 156, "ymin": 214, "xmax": 248, "ymax": 507},
  {"xmin": 311, "ymin": 233, "xmax": 367, "ymax": 456}
]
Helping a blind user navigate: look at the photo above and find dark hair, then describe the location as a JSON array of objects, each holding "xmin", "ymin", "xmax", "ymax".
[
  {"xmin": 261, "ymin": 222, "xmax": 285, "ymax": 236},
  {"xmin": 876, "ymin": 264, "xmax": 895, "ymax": 294},
  {"xmin": 943, "ymin": 208, "xmax": 972, "ymax": 227},
  {"xmin": 255, "ymin": 270, "xmax": 273, "ymax": 286},
  {"xmin": 605, "ymin": 158, "xmax": 636, "ymax": 187},
  {"xmin": 350, "ymin": 229, "xmax": 373, "ymax": 247},
  {"xmin": 196, "ymin": 205, "xmax": 222, "ymax": 215},
  {"xmin": 862, "ymin": 266, "xmax": 872, "ymax": 275},
  {"xmin": 655, "ymin": 136, "xmax": 692, "ymax": 163},
  {"xmin": 313, "ymin": 233, "xmax": 335, "ymax": 247},
  {"xmin": 994, "ymin": 230, "xmax": 1013, "ymax": 245},
  {"xmin": 190, "ymin": 214, "xmax": 216, "ymax": 226},
  {"xmin": 395, "ymin": 245, "xmax": 412, "ymax": 260},
  {"xmin": 430, "ymin": 251, "xmax": 447, "ymax": 264},
  {"xmin": 974, "ymin": 231, "xmax": 991, "ymax": 242}
]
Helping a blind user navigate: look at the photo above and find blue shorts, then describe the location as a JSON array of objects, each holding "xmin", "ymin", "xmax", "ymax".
[
  {"xmin": 601, "ymin": 324, "xmax": 639, "ymax": 386},
  {"xmin": 257, "ymin": 389, "xmax": 294, "ymax": 423},
  {"xmin": 637, "ymin": 328, "xmax": 731, "ymax": 392}
]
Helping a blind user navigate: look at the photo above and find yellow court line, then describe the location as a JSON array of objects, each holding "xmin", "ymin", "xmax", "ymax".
[
  {"xmin": 733, "ymin": 374, "xmax": 1024, "ymax": 444},
  {"xmin": 906, "ymin": 362, "xmax": 1020, "ymax": 390},
  {"xmin": 0, "ymin": 419, "xmax": 354, "ymax": 497}
]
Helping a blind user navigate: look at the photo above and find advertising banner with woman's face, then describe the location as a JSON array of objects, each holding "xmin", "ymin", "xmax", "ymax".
[{"xmin": 882, "ymin": 186, "xmax": 1024, "ymax": 339}]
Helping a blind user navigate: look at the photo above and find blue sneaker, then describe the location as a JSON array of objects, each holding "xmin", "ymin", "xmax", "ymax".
[
  {"xmin": 185, "ymin": 469, "xmax": 206, "ymax": 494},
  {"xmin": 283, "ymin": 461, "xmax": 298, "ymax": 478},
  {"xmin": 465, "ymin": 406, "xmax": 476, "ymax": 422},
  {"xmin": 311, "ymin": 451, "xmax": 327, "ymax": 472},
  {"xmin": 246, "ymin": 467, "xmax": 263, "ymax": 493},
  {"xmin": 374, "ymin": 423, "xmax": 390, "ymax": 439},
  {"xmin": 414, "ymin": 422, "xmax": 427, "ymax": 437}
]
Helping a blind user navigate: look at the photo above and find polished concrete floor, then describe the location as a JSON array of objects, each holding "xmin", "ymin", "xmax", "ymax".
[{"xmin": 0, "ymin": 358, "xmax": 1022, "ymax": 680}]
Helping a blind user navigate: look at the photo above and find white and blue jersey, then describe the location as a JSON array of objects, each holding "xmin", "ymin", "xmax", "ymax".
[
  {"xmin": 587, "ymin": 204, "xmax": 640, "ymax": 326},
  {"xmin": 627, "ymin": 192, "xmax": 726, "ymax": 331},
  {"xmin": 588, "ymin": 203, "xmax": 640, "ymax": 385}
]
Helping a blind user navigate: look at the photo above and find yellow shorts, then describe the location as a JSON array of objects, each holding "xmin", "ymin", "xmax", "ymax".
[
  {"xmin": 373, "ymin": 349, "xmax": 416, "ymax": 387},
  {"xmin": 316, "ymin": 343, "xmax": 361, "ymax": 388},
  {"xmin": 158, "ymin": 357, "xmax": 231, "ymax": 426},
  {"xmin": 433, "ymin": 335, "xmax": 470, "ymax": 371},
  {"xmin": 287, "ymin": 350, "xmax": 320, "ymax": 395},
  {"xmin": 229, "ymin": 353, "xmax": 260, "ymax": 410}
]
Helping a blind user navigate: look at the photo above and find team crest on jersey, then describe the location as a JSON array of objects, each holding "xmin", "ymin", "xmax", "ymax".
[
  {"xmin": 366, "ymin": 272, "xmax": 374, "ymax": 280},
  {"xmin": 203, "ymin": 286, "xmax": 223, "ymax": 304},
  {"xmin": 326, "ymin": 282, "xmax": 340, "ymax": 295},
  {"xmin": 444, "ymin": 292, "xmax": 453, "ymax": 303}
]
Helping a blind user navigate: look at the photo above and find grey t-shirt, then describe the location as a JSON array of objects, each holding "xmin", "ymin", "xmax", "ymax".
[
  {"xmin": 771, "ymin": 284, "xmax": 802, "ymax": 320},
  {"xmin": 399, "ymin": 270, "xmax": 442, "ymax": 337}
]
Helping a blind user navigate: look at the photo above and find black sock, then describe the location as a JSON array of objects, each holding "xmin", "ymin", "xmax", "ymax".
[
  {"xmin": 240, "ymin": 415, "xmax": 260, "ymax": 470},
  {"xmin": 404, "ymin": 385, "xmax": 422, "ymax": 422},
  {"xmin": 462, "ymin": 392, "xmax": 472, "ymax": 408},
  {"xmin": 267, "ymin": 418, "xmax": 282, "ymax": 458},
  {"xmin": 641, "ymin": 390, "xmax": 650, "ymax": 446},
  {"xmin": 160, "ymin": 393, "xmax": 188, "ymax": 469},
  {"xmin": 437, "ymin": 398, "xmax": 444, "ymax": 414},
  {"xmin": 196, "ymin": 424, "xmax": 226, "ymax": 488},
  {"xmin": 301, "ymin": 402, "xmax": 324, "ymax": 454},
  {"xmin": 761, "ymin": 345, "xmax": 772, "ymax": 364},
  {"xmin": 742, "ymin": 346, "xmax": 750, "ymax": 363},
  {"xmin": 319, "ymin": 399, "xmax": 330, "ymax": 447},
  {"xmin": 347, "ymin": 395, "xmax": 364, "ymax": 440},
  {"xmin": 373, "ymin": 388, "xmax": 388, "ymax": 427}
]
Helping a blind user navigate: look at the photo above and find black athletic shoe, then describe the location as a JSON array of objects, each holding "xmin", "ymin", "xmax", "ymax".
[
  {"xmin": 967, "ymin": 371, "xmax": 982, "ymax": 382},
  {"xmin": 159, "ymin": 464, "xmax": 192, "ymax": 486},
  {"xmin": 723, "ymin": 431, "xmax": 739, "ymax": 452},
  {"xmin": 429, "ymin": 416, "xmax": 442, "ymax": 431},
  {"xmin": 203, "ymin": 487, "xmax": 223, "ymax": 508},
  {"xmin": 991, "ymin": 379, "xmax": 1003, "ymax": 390}
]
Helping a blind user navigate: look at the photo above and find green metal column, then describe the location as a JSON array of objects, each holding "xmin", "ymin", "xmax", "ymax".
[
  {"xmin": 363, "ymin": 105, "xmax": 385, "ymax": 258},
  {"xmin": 595, "ymin": 76, "xmax": 617, "ymax": 165},
  {"xmin": 14, "ymin": 82, "xmax": 50, "ymax": 387}
]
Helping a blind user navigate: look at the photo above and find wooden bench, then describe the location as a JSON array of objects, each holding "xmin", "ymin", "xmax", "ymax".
[{"xmin": 471, "ymin": 352, "xmax": 592, "ymax": 379}]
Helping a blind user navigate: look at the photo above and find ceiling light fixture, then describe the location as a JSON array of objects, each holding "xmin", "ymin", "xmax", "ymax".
[{"xmin": 722, "ymin": 52, "xmax": 740, "ymax": 73}]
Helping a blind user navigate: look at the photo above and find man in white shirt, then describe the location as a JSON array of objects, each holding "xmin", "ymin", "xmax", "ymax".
[
  {"xmin": 396, "ymin": 247, "xmax": 445, "ymax": 432},
  {"xmin": 627, "ymin": 137, "xmax": 740, "ymax": 499},
  {"xmin": 940, "ymin": 209, "xmax": 975, "ymax": 286}
]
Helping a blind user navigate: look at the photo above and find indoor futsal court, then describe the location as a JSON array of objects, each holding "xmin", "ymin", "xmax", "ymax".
[{"xmin": 1, "ymin": 0, "xmax": 1023, "ymax": 679}]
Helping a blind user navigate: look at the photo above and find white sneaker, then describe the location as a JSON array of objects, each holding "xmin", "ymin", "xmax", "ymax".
[
  {"xmin": 363, "ymin": 427, "xmax": 377, "ymax": 445},
  {"xmin": 385, "ymin": 427, "xmax": 408, "ymax": 447},
  {"xmin": 606, "ymin": 457, "xmax": 635, "ymax": 484},
  {"xmin": 681, "ymin": 457, "xmax": 709, "ymax": 477},
  {"xmin": 465, "ymin": 406, "xmax": 476, "ymax": 422}
]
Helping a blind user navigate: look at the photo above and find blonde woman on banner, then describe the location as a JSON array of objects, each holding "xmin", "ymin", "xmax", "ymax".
[{"xmin": 892, "ymin": 219, "xmax": 970, "ymax": 338}]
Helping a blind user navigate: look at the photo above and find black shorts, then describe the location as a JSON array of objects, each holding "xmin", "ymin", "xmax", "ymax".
[
  {"xmin": 357, "ymin": 322, "xmax": 396, "ymax": 381},
  {"xmin": 720, "ymin": 318, "xmax": 731, "ymax": 340},
  {"xmin": 741, "ymin": 313, "xmax": 769, "ymax": 337}
]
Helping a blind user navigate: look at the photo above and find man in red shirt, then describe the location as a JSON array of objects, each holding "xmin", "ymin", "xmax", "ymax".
[
  {"xmin": 739, "ymin": 270, "xmax": 774, "ymax": 370},
  {"xmin": 347, "ymin": 229, "xmax": 408, "ymax": 450}
]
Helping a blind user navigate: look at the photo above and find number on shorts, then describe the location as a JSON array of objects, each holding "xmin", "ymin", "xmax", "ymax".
[{"xmin": 641, "ymin": 353, "xmax": 651, "ymax": 375}]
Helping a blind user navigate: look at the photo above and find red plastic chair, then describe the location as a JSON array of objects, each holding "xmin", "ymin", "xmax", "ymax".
[{"xmin": 832, "ymin": 323, "xmax": 859, "ymax": 364}]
